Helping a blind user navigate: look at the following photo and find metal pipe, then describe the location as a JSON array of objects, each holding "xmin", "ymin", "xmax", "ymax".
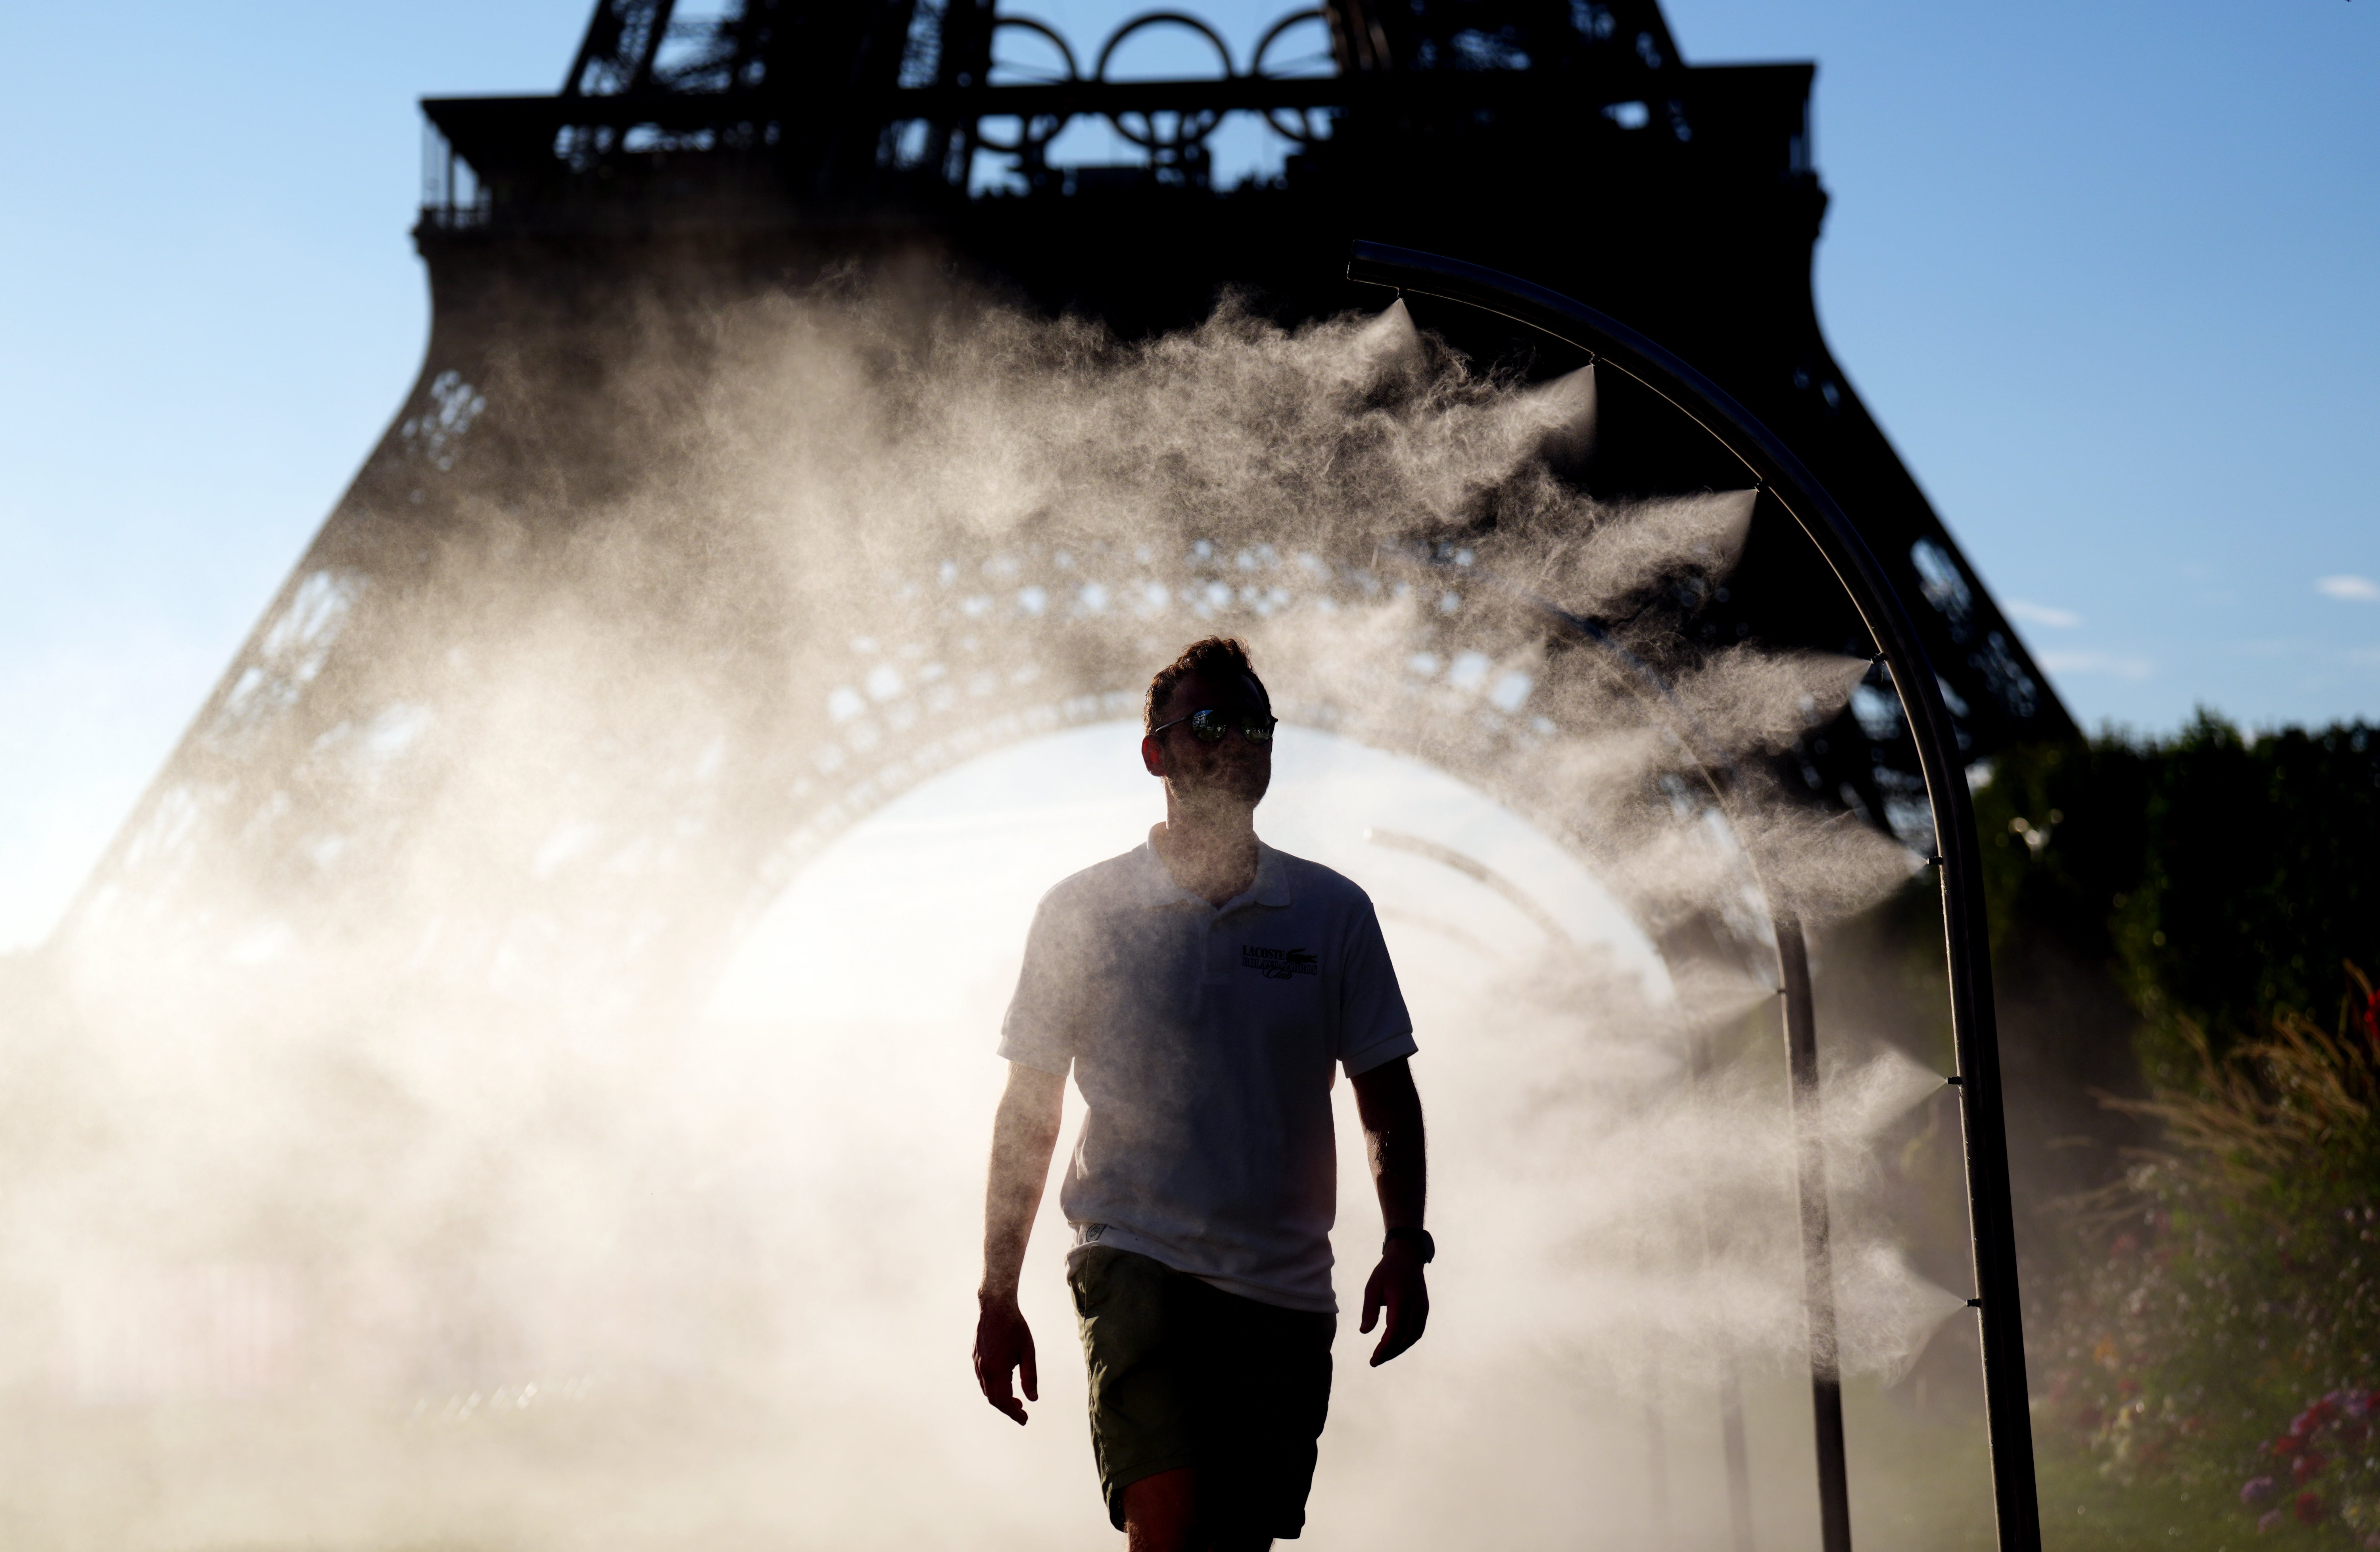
[
  {"xmin": 1344, "ymin": 240, "xmax": 2040, "ymax": 1552},
  {"xmin": 1719, "ymin": 1359, "xmax": 1756, "ymax": 1552},
  {"xmin": 1777, "ymin": 915, "xmax": 1852, "ymax": 1552},
  {"xmin": 1689, "ymin": 1025, "xmax": 1760, "ymax": 1552},
  {"xmin": 1646, "ymin": 1385, "xmax": 1674, "ymax": 1549}
]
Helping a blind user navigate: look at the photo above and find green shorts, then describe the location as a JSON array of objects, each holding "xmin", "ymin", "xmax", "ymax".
[{"xmin": 1068, "ymin": 1246, "xmax": 1335, "ymax": 1539}]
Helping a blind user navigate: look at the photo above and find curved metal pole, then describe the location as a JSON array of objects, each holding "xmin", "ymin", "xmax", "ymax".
[{"xmin": 1345, "ymin": 241, "xmax": 2040, "ymax": 1552}]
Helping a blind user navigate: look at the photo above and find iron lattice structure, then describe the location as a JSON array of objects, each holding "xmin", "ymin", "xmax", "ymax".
[{"xmin": 64, "ymin": 0, "xmax": 2068, "ymax": 1015}]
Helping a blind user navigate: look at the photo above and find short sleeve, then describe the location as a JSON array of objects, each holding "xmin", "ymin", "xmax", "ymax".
[
  {"xmin": 1336, "ymin": 898, "xmax": 1417, "ymax": 1076},
  {"xmin": 996, "ymin": 888, "xmax": 1082, "ymax": 1076}
]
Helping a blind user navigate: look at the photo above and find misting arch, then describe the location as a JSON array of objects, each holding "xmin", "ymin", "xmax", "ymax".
[{"xmin": 704, "ymin": 248, "xmax": 2038, "ymax": 1552}]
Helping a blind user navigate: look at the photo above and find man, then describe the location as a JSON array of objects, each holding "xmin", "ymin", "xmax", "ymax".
[{"xmin": 973, "ymin": 636, "xmax": 1432, "ymax": 1551}]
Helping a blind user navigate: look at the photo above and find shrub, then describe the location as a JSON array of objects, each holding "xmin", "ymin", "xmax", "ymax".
[{"xmin": 2042, "ymin": 967, "xmax": 2380, "ymax": 1541}]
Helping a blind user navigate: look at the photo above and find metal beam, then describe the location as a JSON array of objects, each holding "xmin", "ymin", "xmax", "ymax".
[{"xmin": 421, "ymin": 61, "xmax": 1812, "ymax": 140}]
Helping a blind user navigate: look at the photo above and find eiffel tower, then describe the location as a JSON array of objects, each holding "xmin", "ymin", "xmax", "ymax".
[
  {"xmin": 18, "ymin": 10, "xmax": 2069, "ymax": 1548},
  {"xmin": 54, "ymin": 0, "xmax": 2068, "ymax": 1020}
]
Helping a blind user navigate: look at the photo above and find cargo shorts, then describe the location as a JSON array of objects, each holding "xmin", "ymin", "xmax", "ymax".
[{"xmin": 1068, "ymin": 1245, "xmax": 1335, "ymax": 1538}]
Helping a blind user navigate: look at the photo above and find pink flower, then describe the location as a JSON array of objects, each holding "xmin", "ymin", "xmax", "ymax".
[
  {"xmin": 2293, "ymin": 1450, "xmax": 2327, "ymax": 1485},
  {"xmin": 2260, "ymin": 1509, "xmax": 2285, "ymax": 1533},
  {"xmin": 2242, "ymin": 1476, "xmax": 2277, "ymax": 1504}
]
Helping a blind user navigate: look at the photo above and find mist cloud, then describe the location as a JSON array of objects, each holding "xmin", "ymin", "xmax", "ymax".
[{"xmin": 9, "ymin": 277, "xmax": 1962, "ymax": 1548}]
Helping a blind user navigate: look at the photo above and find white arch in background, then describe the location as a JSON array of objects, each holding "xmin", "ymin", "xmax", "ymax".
[{"xmin": 707, "ymin": 718, "xmax": 1668, "ymax": 1029}]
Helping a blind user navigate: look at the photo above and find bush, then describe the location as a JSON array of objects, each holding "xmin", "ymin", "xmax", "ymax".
[{"xmin": 2042, "ymin": 968, "xmax": 2380, "ymax": 1543}]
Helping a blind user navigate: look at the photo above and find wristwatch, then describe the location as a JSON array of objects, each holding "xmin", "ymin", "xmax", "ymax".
[{"xmin": 1384, "ymin": 1226, "xmax": 1436, "ymax": 1264}]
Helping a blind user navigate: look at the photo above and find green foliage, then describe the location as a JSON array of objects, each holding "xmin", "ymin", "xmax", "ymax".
[
  {"xmin": 2041, "ymin": 974, "xmax": 2380, "ymax": 1542},
  {"xmin": 1975, "ymin": 715, "xmax": 2380, "ymax": 1086}
]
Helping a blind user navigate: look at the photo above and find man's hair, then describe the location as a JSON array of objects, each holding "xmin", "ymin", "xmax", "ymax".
[{"xmin": 1145, "ymin": 637, "xmax": 1270, "ymax": 732}]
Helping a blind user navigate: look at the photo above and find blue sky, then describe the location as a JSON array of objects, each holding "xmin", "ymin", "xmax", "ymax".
[{"xmin": 1, "ymin": 0, "xmax": 2372, "ymax": 949}]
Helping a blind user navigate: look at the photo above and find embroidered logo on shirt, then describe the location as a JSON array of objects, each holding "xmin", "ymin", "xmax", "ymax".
[{"xmin": 1242, "ymin": 945, "xmax": 1319, "ymax": 979}]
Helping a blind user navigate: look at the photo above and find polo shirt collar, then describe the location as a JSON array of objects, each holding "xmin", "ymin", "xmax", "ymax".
[
  {"xmin": 1130, "ymin": 828, "xmax": 1296, "ymax": 912},
  {"xmin": 1248, "ymin": 841, "xmax": 1294, "ymax": 908}
]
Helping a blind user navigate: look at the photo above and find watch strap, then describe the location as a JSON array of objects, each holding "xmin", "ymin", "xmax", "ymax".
[{"xmin": 1384, "ymin": 1226, "xmax": 1436, "ymax": 1264}]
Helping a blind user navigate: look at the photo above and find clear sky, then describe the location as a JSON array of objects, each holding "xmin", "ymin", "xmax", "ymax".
[{"xmin": 1, "ymin": 0, "xmax": 2373, "ymax": 950}]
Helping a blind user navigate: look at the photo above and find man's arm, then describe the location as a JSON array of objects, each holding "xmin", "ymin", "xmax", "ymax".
[
  {"xmin": 974, "ymin": 1060, "xmax": 1066, "ymax": 1423},
  {"xmin": 1350, "ymin": 1055, "xmax": 1429, "ymax": 1366}
]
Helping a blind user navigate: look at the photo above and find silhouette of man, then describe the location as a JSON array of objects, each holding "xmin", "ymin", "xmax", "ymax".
[{"xmin": 974, "ymin": 636, "xmax": 1432, "ymax": 1550}]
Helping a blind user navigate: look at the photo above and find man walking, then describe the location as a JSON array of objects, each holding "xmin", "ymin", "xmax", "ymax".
[{"xmin": 974, "ymin": 636, "xmax": 1432, "ymax": 1550}]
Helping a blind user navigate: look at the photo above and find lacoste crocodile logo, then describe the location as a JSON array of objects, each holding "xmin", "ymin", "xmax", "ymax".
[{"xmin": 1242, "ymin": 945, "xmax": 1319, "ymax": 979}]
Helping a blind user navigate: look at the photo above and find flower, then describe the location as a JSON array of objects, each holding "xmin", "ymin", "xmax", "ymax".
[
  {"xmin": 2293, "ymin": 1398, "xmax": 2340, "ymax": 1436},
  {"xmin": 2293, "ymin": 1450, "xmax": 2327, "ymax": 1485},
  {"xmin": 2297, "ymin": 1491, "xmax": 2326, "ymax": 1525},
  {"xmin": 2261, "ymin": 1509, "xmax": 2286, "ymax": 1533},
  {"xmin": 2243, "ymin": 1476, "xmax": 2277, "ymax": 1504}
]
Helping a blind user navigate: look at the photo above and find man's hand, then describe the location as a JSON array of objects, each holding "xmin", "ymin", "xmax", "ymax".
[
  {"xmin": 974, "ymin": 1292, "xmax": 1038, "ymax": 1424},
  {"xmin": 1350, "ymin": 1056, "xmax": 1429, "ymax": 1367},
  {"xmin": 1359, "ymin": 1239, "xmax": 1429, "ymax": 1366},
  {"xmin": 977, "ymin": 1063, "xmax": 1063, "ymax": 1425}
]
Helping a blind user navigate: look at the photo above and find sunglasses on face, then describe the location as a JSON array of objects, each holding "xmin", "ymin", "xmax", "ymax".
[{"xmin": 1149, "ymin": 707, "xmax": 1278, "ymax": 745}]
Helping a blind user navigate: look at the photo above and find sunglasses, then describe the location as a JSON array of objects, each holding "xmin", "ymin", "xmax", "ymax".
[{"xmin": 1149, "ymin": 708, "xmax": 1277, "ymax": 745}]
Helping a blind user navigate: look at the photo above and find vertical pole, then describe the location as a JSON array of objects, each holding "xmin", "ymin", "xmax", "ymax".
[
  {"xmin": 1689, "ymin": 1024, "xmax": 1759, "ymax": 1552},
  {"xmin": 1646, "ymin": 1389, "xmax": 1674, "ymax": 1548},
  {"xmin": 1777, "ymin": 914, "xmax": 1852, "ymax": 1552},
  {"xmin": 1719, "ymin": 1361, "xmax": 1756, "ymax": 1552}
]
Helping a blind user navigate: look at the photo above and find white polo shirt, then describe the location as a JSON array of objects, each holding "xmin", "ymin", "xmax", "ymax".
[{"xmin": 999, "ymin": 833, "xmax": 1416, "ymax": 1313}]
